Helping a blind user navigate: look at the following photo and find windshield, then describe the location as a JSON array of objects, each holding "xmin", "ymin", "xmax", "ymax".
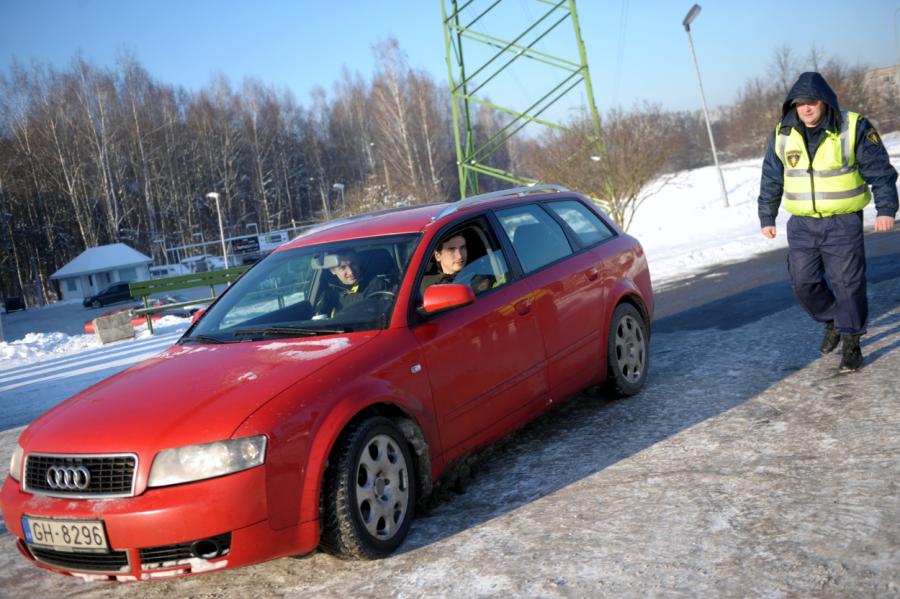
[{"xmin": 185, "ymin": 234, "xmax": 419, "ymax": 343}]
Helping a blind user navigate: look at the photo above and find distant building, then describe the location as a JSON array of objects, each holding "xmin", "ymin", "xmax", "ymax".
[
  {"xmin": 50, "ymin": 243, "xmax": 151, "ymax": 301},
  {"xmin": 864, "ymin": 64, "xmax": 900, "ymax": 99},
  {"xmin": 864, "ymin": 64, "xmax": 900, "ymax": 131}
]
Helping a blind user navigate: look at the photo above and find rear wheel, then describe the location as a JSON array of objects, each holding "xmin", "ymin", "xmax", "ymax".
[
  {"xmin": 321, "ymin": 417, "xmax": 415, "ymax": 559},
  {"xmin": 603, "ymin": 303, "xmax": 649, "ymax": 397}
]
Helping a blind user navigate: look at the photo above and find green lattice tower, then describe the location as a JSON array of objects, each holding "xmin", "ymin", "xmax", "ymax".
[{"xmin": 441, "ymin": 0, "xmax": 605, "ymax": 198}]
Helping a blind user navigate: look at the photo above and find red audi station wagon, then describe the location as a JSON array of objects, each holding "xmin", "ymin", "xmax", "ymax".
[{"xmin": 2, "ymin": 185, "xmax": 653, "ymax": 581}]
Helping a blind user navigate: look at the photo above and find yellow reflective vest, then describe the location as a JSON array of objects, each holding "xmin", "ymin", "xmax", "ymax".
[{"xmin": 775, "ymin": 110, "xmax": 871, "ymax": 217}]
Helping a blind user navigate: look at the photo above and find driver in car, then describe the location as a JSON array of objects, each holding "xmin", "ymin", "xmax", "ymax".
[{"xmin": 314, "ymin": 249, "xmax": 391, "ymax": 318}]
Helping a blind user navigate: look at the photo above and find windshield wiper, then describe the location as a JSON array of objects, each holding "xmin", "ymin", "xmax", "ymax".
[
  {"xmin": 181, "ymin": 334, "xmax": 230, "ymax": 345},
  {"xmin": 232, "ymin": 326, "xmax": 349, "ymax": 339}
]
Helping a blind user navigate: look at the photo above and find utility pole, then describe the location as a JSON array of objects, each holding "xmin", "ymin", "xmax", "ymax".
[{"xmin": 442, "ymin": 0, "xmax": 606, "ymax": 197}]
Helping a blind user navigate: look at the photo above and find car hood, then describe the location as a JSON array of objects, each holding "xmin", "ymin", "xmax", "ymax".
[{"xmin": 21, "ymin": 332, "xmax": 379, "ymax": 454}]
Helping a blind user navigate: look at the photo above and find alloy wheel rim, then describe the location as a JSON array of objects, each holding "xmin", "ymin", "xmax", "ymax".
[
  {"xmin": 355, "ymin": 433, "xmax": 409, "ymax": 540},
  {"xmin": 614, "ymin": 314, "xmax": 645, "ymax": 383}
]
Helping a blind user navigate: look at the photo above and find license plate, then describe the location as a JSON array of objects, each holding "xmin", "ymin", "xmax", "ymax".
[{"xmin": 22, "ymin": 517, "xmax": 109, "ymax": 552}]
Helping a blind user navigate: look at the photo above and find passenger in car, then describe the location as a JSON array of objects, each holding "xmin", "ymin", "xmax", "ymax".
[
  {"xmin": 314, "ymin": 249, "xmax": 390, "ymax": 318},
  {"xmin": 421, "ymin": 232, "xmax": 494, "ymax": 294},
  {"xmin": 421, "ymin": 233, "xmax": 467, "ymax": 290}
]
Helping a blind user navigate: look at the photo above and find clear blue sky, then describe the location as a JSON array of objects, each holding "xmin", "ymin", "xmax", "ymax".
[{"xmin": 1, "ymin": 0, "xmax": 898, "ymax": 115}]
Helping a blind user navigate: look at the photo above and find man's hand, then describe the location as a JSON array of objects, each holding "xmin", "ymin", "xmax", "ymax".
[
  {"xmin": 874, "ymin": 215, "xmax": 895, "ymax": 232},
  {"xmin": 761, "ymin": 226, "xmax": 777, "ymax": 239}
]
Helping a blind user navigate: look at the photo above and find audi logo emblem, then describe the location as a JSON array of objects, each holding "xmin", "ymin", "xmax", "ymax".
[{"xmin": 46, "ymin": 465, "xmax": 91, "ymax": 491}]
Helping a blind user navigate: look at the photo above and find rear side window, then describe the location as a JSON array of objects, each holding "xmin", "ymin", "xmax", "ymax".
[
  {"xmin": 545, "ymin": 200, "xmax": 615, "ymax": 246},
  {"xmin": 496, "ymin": 204, "xmax": 573, "ymax": 273}
]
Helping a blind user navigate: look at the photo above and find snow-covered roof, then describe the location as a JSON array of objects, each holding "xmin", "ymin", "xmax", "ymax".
[{"xmin": 51, "ymin": 243, "xmax": 151, "ymax": 279}]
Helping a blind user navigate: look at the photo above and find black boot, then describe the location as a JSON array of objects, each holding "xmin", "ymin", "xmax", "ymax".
[
  {"xmin": 820, "ymin": 321, "xmax": 840, "ymax": 354},
  {"xmin": 838, "ymin": 334, "xmax": 863, "ymax": 373}
]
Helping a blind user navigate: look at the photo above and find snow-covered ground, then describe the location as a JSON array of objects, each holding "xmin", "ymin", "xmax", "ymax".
[
  {"xmin": 0, "ymin": 136, "xmax": 898, "ymax": 596},
  {"xmin": 2, "ymin": 247, "xmax": 899, "ymax": 598}
]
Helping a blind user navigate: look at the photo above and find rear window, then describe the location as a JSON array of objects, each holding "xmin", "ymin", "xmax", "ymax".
[
  {"xmin": 495, "ymin": 205, "xmax": 573, "ymax": 273},
  {"xmin": 545, "ymin": 200, "xmax": 615, "ymax": 247}
]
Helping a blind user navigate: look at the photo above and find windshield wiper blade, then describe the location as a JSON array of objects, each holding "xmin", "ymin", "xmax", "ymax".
[
  {"xmin": 182, "ymin": 334, "xmax": 230, "ymax": 344},
  {"xmin": 232, "ymin": 326, "xmax": 348, "ymax": 338}
]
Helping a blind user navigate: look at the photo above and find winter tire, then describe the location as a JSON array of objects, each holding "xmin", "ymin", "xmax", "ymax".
[
  {"xmin": 321, "ymin": 416, "xmax": 416, "ymax": 559},
  {"xmin": 603, "ymin": 303, "xmax": 649, "ymax": 397}
]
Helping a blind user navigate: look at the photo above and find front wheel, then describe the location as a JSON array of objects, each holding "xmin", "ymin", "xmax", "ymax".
[
  {"xmin": 321, "ymin": 417, "xmax": 415, "ymax": 559},
  {"xmin": 603, "ymin": 303, "xmax": 649, "ymax": 397}
]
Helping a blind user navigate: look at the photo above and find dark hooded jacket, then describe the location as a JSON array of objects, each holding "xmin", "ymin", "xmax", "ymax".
[{"xmin": 758, "ymin": 72, "xmax": 898, "ymax": 227}]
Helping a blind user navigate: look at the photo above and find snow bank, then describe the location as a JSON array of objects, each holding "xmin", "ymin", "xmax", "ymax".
[
  {"xmin": 0, "ymin": 332, "xmax": 99, "ymax": 367},
  {"xmin": 0, "ymin": 316, "xmax": 191, "ymax": 372}
]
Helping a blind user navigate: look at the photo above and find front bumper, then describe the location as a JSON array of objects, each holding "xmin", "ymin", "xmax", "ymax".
[{"xmin": 1, "ymin": 467, "xmax": 319, "ymax": 580}]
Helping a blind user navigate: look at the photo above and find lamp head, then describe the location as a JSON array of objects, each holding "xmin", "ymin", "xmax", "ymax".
[{"xmin": 682, "ymin": 4, "xmax": 701, "ymax": 31}]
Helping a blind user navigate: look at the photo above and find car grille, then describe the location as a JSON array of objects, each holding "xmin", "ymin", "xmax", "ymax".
[
  {"xmin": 24, "ymin": 453, "xmax": 137, "ymax": 498},
  {"xmin": 140, "ymin": 533, "xmax": 231, "ymax": 569},
  {"xmin": 28, "ymin": 545, "xmax": 130, "ymax": 573}
]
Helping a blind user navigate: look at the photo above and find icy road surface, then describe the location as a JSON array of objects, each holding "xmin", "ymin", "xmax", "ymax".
[{"xmin": 0, "ymin": 277, "xmax": 898, "ymax": 597}]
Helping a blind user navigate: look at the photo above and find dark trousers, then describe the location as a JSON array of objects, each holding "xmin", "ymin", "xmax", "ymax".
[{"xmin": 786, "ymin": 212, "xmax": 868, "ymax": 335}]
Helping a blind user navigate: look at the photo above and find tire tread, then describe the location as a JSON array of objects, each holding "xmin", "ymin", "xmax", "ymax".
[{"xmin": 320, "ymin": 416, "xmax": 414, "ymax": 560}]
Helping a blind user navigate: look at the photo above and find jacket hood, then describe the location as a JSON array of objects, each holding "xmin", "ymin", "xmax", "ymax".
[{"xmin": 781, "ymin": 72, "xmax": 840, "ymax": 118}]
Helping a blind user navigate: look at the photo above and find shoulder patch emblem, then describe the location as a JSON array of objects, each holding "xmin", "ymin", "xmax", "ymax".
[
  {"xmin": 866, "ymin": 130, "xmax": 881, "ymax": 145},
  {"xmin": 786, "ymin": 151, "xmax": 801, "ymax": 168}
]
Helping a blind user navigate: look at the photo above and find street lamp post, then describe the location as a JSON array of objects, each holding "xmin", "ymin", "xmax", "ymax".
[
  {"xmin": 682, "ymin": 4, "xmax": 729, "ymax": 208},
  {"xmin": 205, "ymin": 192, "xmax": 229, "ymax": 268},
  {"xmin": 332, "ymin": 183, "xmax": 346, "ymax": 214}
]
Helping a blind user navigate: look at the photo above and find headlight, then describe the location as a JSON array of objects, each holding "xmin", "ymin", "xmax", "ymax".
[
  {"xmin": 9, "ymin": 444, "xmax": 23, "ymax": 482},
  {"xmin": 148, "ymin": 435, "xmax": 267, "ymax": 488}
]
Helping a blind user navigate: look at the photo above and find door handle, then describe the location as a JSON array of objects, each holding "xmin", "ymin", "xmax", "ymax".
[
  {"xmin": 514, "ymin": 299, "xmax": 532, "ymax": 316},
  {"xmin": 585, "ymin": 268, "xmax": 599, "ymax": 281}
]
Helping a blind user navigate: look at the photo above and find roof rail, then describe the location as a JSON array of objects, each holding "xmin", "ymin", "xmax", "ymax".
[
  {"xmin": 434, "ymin": 184, "xmax": 570, "ymax": 221},
  {"xmin": 294, "ymin": 203, "xmax": 437, "ymax": 239}
]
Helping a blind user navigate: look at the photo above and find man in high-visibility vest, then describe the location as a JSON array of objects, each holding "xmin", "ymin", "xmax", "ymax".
[{"xmin": 758, "ymin": 71, "xmax": 898, "ymax": 373}]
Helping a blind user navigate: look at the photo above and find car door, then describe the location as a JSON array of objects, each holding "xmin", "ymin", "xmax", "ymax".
[
  {"xmin": 494, "ymin": 202, "xmax": 608, "ymax": 401},
  {"xmin": 411, "ymin": 219, "xmax": 549, "ymax": 460}
]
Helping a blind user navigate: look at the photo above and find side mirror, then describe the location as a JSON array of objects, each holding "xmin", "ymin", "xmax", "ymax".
[
  {"xmin": 191, "ymin": 308, "xmax": 206, "ymax": 324},
  {"xmin": 421, "ymin": 284, "xmax": 476, "ymax": 316}
]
